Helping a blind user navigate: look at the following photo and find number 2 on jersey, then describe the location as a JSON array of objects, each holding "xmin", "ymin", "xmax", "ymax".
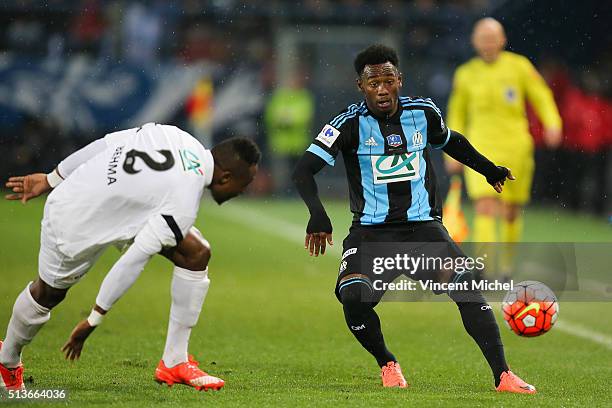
[{"xmin": 123, "ymin": 149, "xmax": 175, "ymax": 174}]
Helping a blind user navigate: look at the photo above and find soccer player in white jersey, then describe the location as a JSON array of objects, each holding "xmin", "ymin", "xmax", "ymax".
[{"xmin": 1, "ymin": 123, "xmax": 260, "ymax": 391}]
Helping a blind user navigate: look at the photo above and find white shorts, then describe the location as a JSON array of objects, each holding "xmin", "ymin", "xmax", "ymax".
[
  {"xmin": 38, "ymin": 215, "xmax": 107, "ymax": 290},
  {"xmin": 38, "ymin": 210, "xmax": 199, "ymax": 290}
]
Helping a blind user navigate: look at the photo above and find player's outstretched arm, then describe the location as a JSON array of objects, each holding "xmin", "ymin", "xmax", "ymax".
[
  {"xmin": 292, "ymin": 152, "xmax": 334, "ymax": 257},
  {"xmin": 61, "ymin": 305, "xmax": 107, "ymax": 361},
  {"xmin": 60, "ymin": 243, "xmax": 153, "ymax": 361},
  {"xmin": 5, "ymin": 173, "xmax": 52, "ymax": 203},
  {"xmin": 442, "ymin": 130, "xmax": 515, "ymax": 193},
  {"xmin": 5, "ymin": 138, "xmax": 109, "ymax": 204}
]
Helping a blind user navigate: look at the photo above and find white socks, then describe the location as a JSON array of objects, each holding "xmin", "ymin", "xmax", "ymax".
[
  {"xmin": 162, "ymin": 267, "xmax": 209, "ymax": 368},
  {"xmin": 0, "ymin": 283, "xmax": 50, "ymax": 368}
]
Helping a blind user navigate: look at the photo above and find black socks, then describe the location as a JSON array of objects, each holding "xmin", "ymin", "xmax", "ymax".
[{"xmin": 340, "ymin": 284, "xmax": 396, "ymax": 367}]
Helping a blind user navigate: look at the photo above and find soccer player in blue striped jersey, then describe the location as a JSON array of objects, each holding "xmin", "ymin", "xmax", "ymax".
[{"xmin": 293, "ymin": 45, "xmax": 536, "ymax": 394}]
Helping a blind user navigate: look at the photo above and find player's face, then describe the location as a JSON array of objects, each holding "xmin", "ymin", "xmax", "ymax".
[
  {"xmin": 358, "ymin": 62, "xmax": 402, "ymax": 117},
  {"xmin": 210, "ymin": 164, "xmax": 257, "ymax": 204}
]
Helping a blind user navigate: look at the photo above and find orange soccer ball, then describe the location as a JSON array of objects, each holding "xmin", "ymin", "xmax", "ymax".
[{"xmin": 502, "ymin": 281, "xmax": 559, "ymax": 337}]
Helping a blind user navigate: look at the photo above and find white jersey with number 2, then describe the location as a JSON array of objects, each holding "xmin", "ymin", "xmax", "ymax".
[{"xmin": 46, "ymin": 123, "xmax": 213, "ymax": 259}]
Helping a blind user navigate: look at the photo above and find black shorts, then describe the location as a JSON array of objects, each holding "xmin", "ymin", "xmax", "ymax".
[{"xmin": 334, "ymin": 220, "xmax": 467, "ymax": 303}]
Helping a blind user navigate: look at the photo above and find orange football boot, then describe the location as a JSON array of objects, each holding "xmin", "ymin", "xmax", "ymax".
[
  {"xmin": 155, "ymin": 355, "xmax": 224, "ymax": 391},
  {"xmin": 0, "ymin": 341, "xmax": 25, "ymax": 391},
  {"xmin": 380, "ymin": 361, "xmax": 408, "ymax": 388},
  {"xmin": 496, "ymin": 370, "xmax": 536, "ymax": 394}
]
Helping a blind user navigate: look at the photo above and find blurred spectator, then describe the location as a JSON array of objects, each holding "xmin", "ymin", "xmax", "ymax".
[
  {"xmin": 122, "ymin": 1, "xmax": 162, "ymax": 65},
  {"xmin": 264, "ymin": 71, "xmax": 315, "ymax": 195},
  {"xmin": 70, "ymin": 0, "xmax": 106, "ymax": 55},
  {"xmin": 530, "ymin": 62, "xmax": 611, "ymax": 214}
]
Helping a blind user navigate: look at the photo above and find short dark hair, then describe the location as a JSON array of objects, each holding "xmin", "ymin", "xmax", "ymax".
[
  {"xmin": 213, "ymin": 137, "xmax": 261, "ymax": 166},
  {"xmin": 354, "ymin": 44, "xmax": 399, "ymax": 76}
]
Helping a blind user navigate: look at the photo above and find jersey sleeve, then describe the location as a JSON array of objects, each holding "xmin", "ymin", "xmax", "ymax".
[
  {"xmin": 446, "ymin": 66, "xmax": 469, "ymax": 135},
  {"xmin": 56, "ymin": 138, "xmax": 108, "ymax": 179},
  {"xmin": 520, "ymin": 57, "xmax": 562, "ymax": 131},
  {"xmin": 423, "ymin": 99, "xmax": 451, "ymax": 149},
  {"xmin": 304, "ymin": 105, "xmax": 356, "ymax": 166}
]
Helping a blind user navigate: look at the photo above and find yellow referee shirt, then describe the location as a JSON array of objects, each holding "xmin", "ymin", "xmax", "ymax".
[{"xmin": 447, "ymin": 51, "xmax": 561, "ymax": 155}]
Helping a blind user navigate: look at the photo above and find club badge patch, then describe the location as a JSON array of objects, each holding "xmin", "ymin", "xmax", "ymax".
[
  {"xmin": 316, "ymin": 125, "xmax": 340, "ymax": 148},
  {"xmin": 412, "ymin": 130, "xmax": 424, "ymax": 148},
  {"xmin": 386, "ymin": 134, "xmax": 403, "ymax": 148}
]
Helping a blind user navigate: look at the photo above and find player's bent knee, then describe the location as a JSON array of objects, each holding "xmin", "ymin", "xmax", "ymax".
[
  {"xmin": 338, "ymin": 274, "xmax": 374, "ymax": 308},
  {"xmin": 179, "ymin": 228, "xmax": 211, "ymax": 271},
  {"xmin": 190, "ymin": 243, "xmax": 211, "ymax": 271}
]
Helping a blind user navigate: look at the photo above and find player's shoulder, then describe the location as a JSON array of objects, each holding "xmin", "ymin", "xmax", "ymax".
[
  {"xmin": 400, "ymin": 96, "xmax": 443, "ymax": 116},
  {"xmin": 502, "ymin": 51, "xmax": 533, "ymax": 68},
  {"xmin": 327, "ymin": 101, "xmax": 368, "ymax": 128}
]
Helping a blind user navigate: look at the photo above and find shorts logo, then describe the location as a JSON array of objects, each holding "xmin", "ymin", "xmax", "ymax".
[
  {"xmin": 481, "ymin": 304, "xmax": 493, "ymax": 311},
  {"xmin": 339, "ymin": 261, "xmax": 348, "ymax": 273},
  {"xmin": 371, "ymin": 152, "xmax": 420, "ymax": 184},
  {"xmin": 342, "ymin": 248, "xmax": 357, "ymax": 260},
  {"xmin": 316, "ymin": 125, "xmax": 340, "ymax": 148},
  {"xmin": 412, "ymin": 130, "xmax": 424, "ymax": 148},
  {"xmin": 179, "ymin": 149, "xmax": 204, "ymax": 176},
  {"xmin": 386, "ymin": 134, "xmax": 402, "ymax": 148},
  {"xmin": 351, "ymin": 324, "xmax": 366, "ymax": 331}
]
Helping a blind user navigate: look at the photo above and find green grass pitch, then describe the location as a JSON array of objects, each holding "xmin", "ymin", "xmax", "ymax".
[{"xmin": 0, "ymin": 197, "xmax": 610, "ymax": 407}]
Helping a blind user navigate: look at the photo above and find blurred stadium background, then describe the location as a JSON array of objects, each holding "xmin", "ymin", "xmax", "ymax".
[
  {"xmin": 0, "ymin": 0, "xmax": 610, "ymax": 217},
  {"xmin": 1, "ymin": 2, "xmax": 611, "ymax": 406}
]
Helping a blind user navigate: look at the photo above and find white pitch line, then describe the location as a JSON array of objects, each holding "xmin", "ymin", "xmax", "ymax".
[
  {"xmin": 554, "ymin": 320, "xmax": 612, "ymax": 350},
  {"xmin": 221, "ymin": 203, "xmax": 612, "ymax": 349},
  {"xmin": 218, "ymin": 202, "xmax": 341, "ymax": 254}
]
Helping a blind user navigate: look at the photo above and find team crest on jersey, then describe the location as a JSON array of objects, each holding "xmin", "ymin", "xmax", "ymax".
[
  {"xmin": 178, "ymin": 149, "xmax": 204, "ymax": 176},
  {"xmin": 386, "ymin": 134, "xmax": 403, "ymax": 148},
  {"xmin": 371, "ymin": 152, "xmax": 420, "ymax": 184},
  {"xmin": 505, "ymin": 87, "xmax": 517, "ymax": 103},
  {"xmin": 412, "ymin": 131, "xmax": 424, "ymax": 148},
  {"xmin": 316, "ymin": 124, "xmax": 340, "ymax": 148}
]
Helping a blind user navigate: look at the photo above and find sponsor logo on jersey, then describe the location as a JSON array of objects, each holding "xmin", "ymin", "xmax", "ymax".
[
  {"xmin": 386, "ymin": 134, "xmax": 403, "ymax": 147},
  {"xmin": 371, "ymin": 152, "xmax": 420, "ymax": 184},
  {"xmin": 107, "ymin": 145, "xmax": 124, "ymax": 185},
  {"xmin": 365, "ymin": 137, "xmax": 378, "ymax": 147},
  {"xmin": 342, "ymin": 247, "xmax": 357, "ymax": 260},
  {"xmin": 412, "ymin": 130, "xmax": 424, "ymax": 148},
  {"xmin": 339, "ymin": 260, "xmax": 348, "ymax": 273},
  {"xmin": 178, "ymin": 149, "xmax": 204, "ymax": 176},
  {"xmin": 316, "ymin": 124, "xmax": 340, "ymax": 148},
  {"xmin": 351, "ymin": 324, "xmax": 366, "ymax": 331}
]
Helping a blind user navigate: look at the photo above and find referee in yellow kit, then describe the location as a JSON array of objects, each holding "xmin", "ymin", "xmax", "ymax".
[{"xmin": 447, "ymin": 18, "xmax": 562, "ymax": 261}]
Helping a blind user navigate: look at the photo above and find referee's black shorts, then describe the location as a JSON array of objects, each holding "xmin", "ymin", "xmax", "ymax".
[{"xmin": 334, "ymin": 220, "xmax": 467, "ymax": 304}]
